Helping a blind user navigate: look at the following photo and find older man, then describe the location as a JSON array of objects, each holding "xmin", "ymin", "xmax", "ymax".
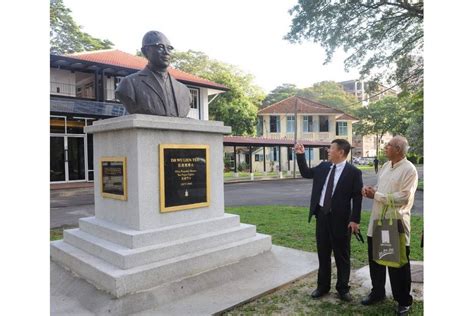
[
  {"xmin": 361, "ymin": 136, "xmax": 418, "ymax": 316},
  {"xmin": 115, "ymin": 31, "xmax": 191, "ymax": 117}
]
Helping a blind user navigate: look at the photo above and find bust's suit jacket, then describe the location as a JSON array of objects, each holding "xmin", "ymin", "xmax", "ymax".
[
  {"xmin": 115, "ymin": 67, "xmax": 191, "ymax": 117},
  {"xmin": 297, "ymin": 154, "xmax": 363, "ymax": 236}
]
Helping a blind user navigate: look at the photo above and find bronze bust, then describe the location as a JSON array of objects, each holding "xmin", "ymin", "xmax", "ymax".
[{"xmin": 115, "ymin": 31, "xmax": 191, "ymax": 117}]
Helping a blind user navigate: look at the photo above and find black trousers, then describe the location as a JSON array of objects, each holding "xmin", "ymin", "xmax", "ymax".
[
  {"xmin": 367, "ymin": 236, "xmax": 413, "ymax": 306},
  {"xmin": 316, "ymin": 212, "xmax": 351, "ymax": 294}
]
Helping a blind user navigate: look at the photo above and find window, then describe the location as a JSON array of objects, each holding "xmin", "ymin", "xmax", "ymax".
[
  {"xmin": 255, "ymin": 154, "xmax": 264, "ymax": 161},
  {"xmin": 190, "ymin": 88, "xmax": 199, "ymax": 109},
  {"xmin": 336, "ymin": 121, "xmax": 348, "ymax": 136},
  {"xmin": 286, "ymin": 115, "xmax": 295, "ymax": 133},
  {"xmin": 270, "ymin": 116, "xmax": 280, "ymax": 133},
  {"xmin": 304, "ymin": 148, "xmax": 312, "ymax": 161},
  {"xmin": 272, "ymin": 147, "xmax": 280, "ymax": 161},
  {"xmin": 319, "ymin": 116, "xmax": 329, "ymax": 132},
  {"xmin": 303, "ymin": 116, "xmax": 313, "ymax": 132}
]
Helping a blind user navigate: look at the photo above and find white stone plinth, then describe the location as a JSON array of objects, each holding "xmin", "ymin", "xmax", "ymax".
[{"xmin": 50, "ymin": 115, "xmax": 272, "ymax": 298}]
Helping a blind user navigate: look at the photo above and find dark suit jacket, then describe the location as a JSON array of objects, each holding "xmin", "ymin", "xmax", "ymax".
[
  {"xmin": 297, "ymin": 154, "xmax": 363, "ymax": 236},
  {"xmin": 115, "ymin": 67, "xmax": 191, "ymax": 117}
]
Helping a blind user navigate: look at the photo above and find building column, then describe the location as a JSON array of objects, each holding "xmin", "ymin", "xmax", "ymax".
[
  {"xmin": 309, "ymin": 147, "xmax": 312, "ymax": 168},
  {"xmin": 263, "ymin": 146, "xmax": 267, "ymax": 175},
  {"xmin": 233, "ymin": 145, "xmax": 238, "ymax": 177},
  {"xmin": 278, "ymin": 146, "xmax": 283, "ymax": 179},
  {"xmin": 249, "ymin": 146, "xmax": 254, "ymax": 181}
]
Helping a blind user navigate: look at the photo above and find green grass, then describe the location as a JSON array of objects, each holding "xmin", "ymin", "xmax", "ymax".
[
  {"xmin": 226, "ymin": 206, "xmax": 424, "ymax": 269},
  {"xmin": 355, "ymin": 165, "xmax": 375, "ymax": 171},
  {"xmin": 50, "ymin": 225, "xmax": 76, "ymax": 241},
  {"xmin": 50, "ymin": 206, "xmax": 424, "ymax": 314},
  {"xmin": 225, "ymin": 206, "xmax": 423, "ymax": 315},
  {"xmin": 418, "ymin": 180, "xmax": 424, "ymax": 190}
]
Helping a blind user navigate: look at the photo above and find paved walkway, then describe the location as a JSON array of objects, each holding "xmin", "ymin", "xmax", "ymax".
[{"xmin": 51, "ymin": 166, "xmax": 423, "ymax": 228}]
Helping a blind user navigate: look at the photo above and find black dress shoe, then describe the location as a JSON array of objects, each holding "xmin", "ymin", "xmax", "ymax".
[
  {"xmin": 396, "ymin": 305, "xmax": 410, "ymax": 315},
  {"xmin": 360, "ymin": 293, "xmax": 386, "ymax": 305},
  {"xmin": 338, "ymin": 292, "xmax": 352, "ymax": 302},
  {"xmin": 311, "ymin": 288, "xmax": 328, "ymax": 299}
]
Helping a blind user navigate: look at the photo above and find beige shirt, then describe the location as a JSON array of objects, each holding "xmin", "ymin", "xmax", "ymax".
[{"xmin": 367, "ymin": 158, "xmax": 418, "ymax": 245}]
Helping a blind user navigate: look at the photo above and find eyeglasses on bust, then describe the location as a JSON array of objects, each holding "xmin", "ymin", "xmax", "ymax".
[{"xmin": 146, "ymin": 43, "xmax": 174, "ymax": 53}]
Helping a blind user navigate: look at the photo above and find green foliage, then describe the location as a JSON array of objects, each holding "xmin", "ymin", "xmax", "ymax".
[
  {"xmin": 171, "ymin": 50, "xmax": 264, "ymax": 135},
  {"xmin": 261, "ymin": 83, "xmax": 298, "ymax": 108},
  {"xmin": 285, "ymin": 1, "xmax": 423, "ymax": 92},
  {"xmin": 226, "ymin": 206, "xmax": 423, "ymax": 268},
  {"xmin": 297, "ymin": 81, "xmax": 361, "ymax": 114},
  {"xmin": 354, "ymin": 96, "xmax": 411, "ymax": 153},
  {"xmin": 50, "ymin": 0, "xmax": 114, "ymax": 54},
  {"xmin": 238, "ymin": 162, "xmax": 249, "ymax": 172},
  {"xmin": 263, "ymin": 81, "xmax": 361, "ymax": 115},
  {"xmin": 402, "ymin": 90, "xmax": 424, "ymax": 157}
]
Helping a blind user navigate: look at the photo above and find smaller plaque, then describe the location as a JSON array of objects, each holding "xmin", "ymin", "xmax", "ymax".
[{"xmin": 100, "ymin": 157, "xmax": 127, "ymax": 201}]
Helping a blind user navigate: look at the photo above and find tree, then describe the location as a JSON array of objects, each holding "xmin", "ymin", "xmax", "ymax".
[
  {"xmin": 401, "ymin": 90, "xmax": 423, "ymax": 157},
  {"xmin": 261, "ymin": 84, "xmax": 298, "ymax": 108},
  {"xmin": 285, "ymin": 1, "xmax": 423, "ymax": 92},
  {"xmin": 297, "ymin": 81, "xmax": 361, "ymax": 114},
  {"xmin": 50, "ymin": 0, "xmax": 114, "ymax": 54},
  {"xmin": 171, "ymin": 50, "xmax": 265, "ymax": 136},
  {"xmin": 262, "ymin": 81, "xmax": 361, "ymax": 115},
  {"xmin": 354, "ymin": 96, "xmax": 411, "ymax": 155}
]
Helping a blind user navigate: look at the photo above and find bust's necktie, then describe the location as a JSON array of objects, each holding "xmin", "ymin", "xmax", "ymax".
[{"xmin": 322, "ymin": 164, "xmax": 336, "ymax": 214}]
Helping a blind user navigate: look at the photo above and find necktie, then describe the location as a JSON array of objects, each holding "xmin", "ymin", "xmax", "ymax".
[{"xmin": 322, "ymin": 164, "xmax": 336, "ymax": 214}]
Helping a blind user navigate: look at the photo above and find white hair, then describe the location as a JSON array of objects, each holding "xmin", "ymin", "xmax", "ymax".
[{"xmin": 391, "ymin": 136, "xmax": 409, "ymax": 156}]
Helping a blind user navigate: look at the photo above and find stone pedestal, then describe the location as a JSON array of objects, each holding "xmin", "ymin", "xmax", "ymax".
[{"xmin": 51, "ymin": 114, "xmax": 271, "ymax": 298}]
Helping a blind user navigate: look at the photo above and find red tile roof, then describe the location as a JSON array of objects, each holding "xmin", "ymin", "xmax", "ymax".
[
  {"xmin": 336, "ymin": 113, "xmax": 359, "ymax": 121},
  {"xmin": 258, "ymin": 96, "xmax": 345, "ymax": 115},
  {"xmin": 66, "ymin": 49, "xmax": 228, "ymax": 91},
  {"xmin": 223, "ymin": 135, "xmax": 330, "ymax": 147}
]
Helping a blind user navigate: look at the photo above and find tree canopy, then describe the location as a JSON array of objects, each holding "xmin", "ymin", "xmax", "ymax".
[
  {"xmin": 171, "ymin": 50, "xmax": 265, "ymax": 136},
  {"xmin": 262, "ymin": 81, "xmax": 360, "ymax": 115},
  {"xmin": 285, "ymin": 0, "xmax": 423, "ymax": 92},
  {"xmin": 50, "ymin": 0, "xmax": 114, "ymax": 54},
  {"xmin": 353, "ymin": 96, "xmax": 412, "ymax": 155}
]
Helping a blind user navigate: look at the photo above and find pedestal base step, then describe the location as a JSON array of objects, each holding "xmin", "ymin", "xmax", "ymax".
[{"xmin": 51, "ymin": 233, "xmax": 271, "ymax": 297}]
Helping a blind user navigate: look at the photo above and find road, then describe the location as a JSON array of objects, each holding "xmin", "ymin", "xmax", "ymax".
[{"xmin": 50, "ymin": 167, "xmax": 423, "ymax": 228}]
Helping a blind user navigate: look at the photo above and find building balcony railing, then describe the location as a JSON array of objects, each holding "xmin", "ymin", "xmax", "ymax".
[
  {"xmin": 50, "ymin": 97, "xmax": 127, "ymax": 117},
  {"xmin": 50, "ymin": 82, "xmax": 119, "ymax": 102}
]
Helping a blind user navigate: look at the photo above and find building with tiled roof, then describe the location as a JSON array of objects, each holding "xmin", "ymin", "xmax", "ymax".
[
  {"xmin": 245, "ymin": 96, "xmax": 358, "ymax": 172},
  {"xmin": 50, "ymin": 49, "xmax": 228, "ymax": 183}
]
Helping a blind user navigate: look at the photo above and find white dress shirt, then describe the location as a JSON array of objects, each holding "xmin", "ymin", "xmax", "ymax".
[{"xmin": 319, "ymin": 160, "xmax": 347, "ymax": 207}]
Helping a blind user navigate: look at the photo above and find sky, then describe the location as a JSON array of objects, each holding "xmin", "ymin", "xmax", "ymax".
[{"xmin": 62, "ymin": 0, "xmax": 360, "ymax": 93}]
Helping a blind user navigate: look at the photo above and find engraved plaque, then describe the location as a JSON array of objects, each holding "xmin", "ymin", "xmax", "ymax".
[
  {"xmin": 100, "ymin": 157, "xmax": 127, "ymax": 200},
  {"xmin": 159, "ymin": 145, "xmax": 210, "ymax": 212}
]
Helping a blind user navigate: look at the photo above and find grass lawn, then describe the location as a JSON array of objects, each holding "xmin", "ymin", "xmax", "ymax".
[
  {"xmin": 355, "ymin": 165, "xmax": 375, "ymax": 171},
  {"xmin": 50, "ymin": 206, "xmax": 423, "ymax": 315},
  {"xmin": 418, "ymin": 180, "xmax": 424, "ymax": 190},
  {"xmin": 224, "ymin": 205, "xmax": 424, "ymax": 315}
]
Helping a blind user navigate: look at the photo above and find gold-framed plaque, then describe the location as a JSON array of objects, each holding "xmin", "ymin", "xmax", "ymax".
[
  {"xmin": 159, "ymin": 144, "xmax": 210, "ymax": 212},
  {"xmin": 99, "ymin": 157, "xmax": 128, "ymax": 201}
]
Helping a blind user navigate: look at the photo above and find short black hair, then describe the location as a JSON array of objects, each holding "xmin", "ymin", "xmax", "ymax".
[{"xmin": 331, "ymin": 139, "xmax": 351, "ymax": 157}]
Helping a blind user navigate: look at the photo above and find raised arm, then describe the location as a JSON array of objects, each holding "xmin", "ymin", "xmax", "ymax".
[{"xmin": 294, "ymin": 143, "xmax": 314, "ymax": 179}]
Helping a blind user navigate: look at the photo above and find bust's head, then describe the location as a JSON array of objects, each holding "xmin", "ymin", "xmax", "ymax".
[{"xmin": 141, "ymin": 31, "xmax": 174, "ymax": 71}]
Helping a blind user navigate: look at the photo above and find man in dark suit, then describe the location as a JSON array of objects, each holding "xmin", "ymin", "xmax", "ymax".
[
  {"xmin": 116, "ymin": 31, "xmax": 191, "ymax": 117},
  {"xmin": 295, "ymin": 139, "xmax": 363, "ymax": 302}
]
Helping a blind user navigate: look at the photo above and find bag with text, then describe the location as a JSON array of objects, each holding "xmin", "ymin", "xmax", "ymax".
[{"xmin": 372, "ymin": 194, "xmax": 408, "ymax": 268}]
